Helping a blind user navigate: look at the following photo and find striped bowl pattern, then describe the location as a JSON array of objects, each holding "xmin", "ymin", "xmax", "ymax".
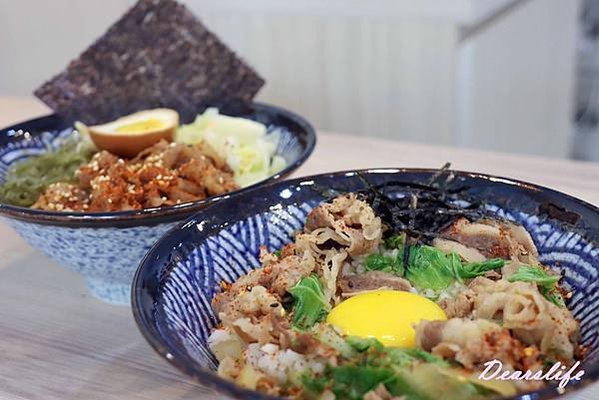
[{"xmin": 133, "ymin": 169, "xmax": 599, "ymax": 400}]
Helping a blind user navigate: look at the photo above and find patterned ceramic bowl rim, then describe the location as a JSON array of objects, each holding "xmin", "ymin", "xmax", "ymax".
[
  {"xmin": 131, "ymin": 167, "xmax": 599, "ymax": 400},
  {"xmin": 0, "ymin": 102, "xmax": 316, "ymax": 227}
]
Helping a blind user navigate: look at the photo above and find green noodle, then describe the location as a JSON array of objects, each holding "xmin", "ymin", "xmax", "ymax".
[{"xmin": 0, "ymin": 138, "xmax": 94, "ymax": 207}]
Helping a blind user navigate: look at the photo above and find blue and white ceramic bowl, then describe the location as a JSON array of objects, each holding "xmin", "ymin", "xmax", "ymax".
[
  {"xmin": 132, "ymin": 169, "xmax": 598, "ymax": 400},
  {"xmin": 0, "ymin": 103, "xmax": 316, "ymax": 304}
]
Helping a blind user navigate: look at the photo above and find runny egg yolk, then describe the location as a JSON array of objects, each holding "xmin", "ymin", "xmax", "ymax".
[
  {"xmin": 115, "ymin": 118, "xmax": 165, "ymax": 134},
  {"xmin": 326, "ymin": 290, "xmax": 446, "ymax": 348}
]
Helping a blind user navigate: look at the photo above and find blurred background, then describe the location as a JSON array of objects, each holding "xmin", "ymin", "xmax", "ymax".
[{"xmin": 1, "ymin": 0, "xmax": 598, "ymax": 161}]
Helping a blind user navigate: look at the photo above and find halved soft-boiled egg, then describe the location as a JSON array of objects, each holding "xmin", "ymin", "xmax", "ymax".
[
  {"xmin": 84, "ymin": 108, "xmax": 179, "ymax": 157},
  {"xmin": 327, "ymin": 290, "xmax": 446, "ymax": 348}
]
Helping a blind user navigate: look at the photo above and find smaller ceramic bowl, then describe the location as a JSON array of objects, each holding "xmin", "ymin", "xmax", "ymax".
[
  {"xmin": 132, "ymin": 169, "xmax": 598, "ymax": 400},
  {"xmin": 0, "ymin": 103, "xmax": 316, "ymax": 304}
]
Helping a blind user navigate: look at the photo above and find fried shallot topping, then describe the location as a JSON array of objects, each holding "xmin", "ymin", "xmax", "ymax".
[{"xmin": 33, "ymin": 140, "xmax": 238, "ymax": 212}]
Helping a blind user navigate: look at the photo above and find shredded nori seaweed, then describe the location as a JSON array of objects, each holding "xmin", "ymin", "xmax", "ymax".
[
  {"xmin": 312, "ymin": 165, "xmax": 596, "ymax": 254},
  {"xmin": 312, "ymin": 164, "xmax": 488, "ymax": 248},
  {"xmin": 356, "ymin": 165, "xmax": 488, "ymax": 245}
]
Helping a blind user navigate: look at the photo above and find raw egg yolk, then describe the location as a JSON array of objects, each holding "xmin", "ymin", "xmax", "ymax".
[
  {"xmin": 115, "ymin": 118, "xmax": 165, "ymax": 134},
  {"xmin": 326, "ymin": 290, "xmax": 446, "ymax": 348}
]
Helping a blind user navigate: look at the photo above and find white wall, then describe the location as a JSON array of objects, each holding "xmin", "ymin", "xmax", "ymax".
[
  {"xmin": 457, "ymin": 0, "xmax": 580, "ymax": 158},
  {"xmin": 204, "ymin": 15, "xmax": 458, "ymax": 145},
  {"xmin": 0, "ymin": 0, "xmax": 580, "ymax": 158},
  {"xmin": 0, "ymin": 1, "xmax": 138, "ymax": 95}
]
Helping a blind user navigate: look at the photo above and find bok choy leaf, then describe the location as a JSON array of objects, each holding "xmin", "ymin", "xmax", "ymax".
[{"xmin": 289, "ymin": 275, "xmax": 331, "ymax": 329}]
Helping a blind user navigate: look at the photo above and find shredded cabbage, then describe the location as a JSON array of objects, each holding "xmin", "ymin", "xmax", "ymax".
[{"xmin": 176, "ymin": 108, "xmax": 286, "ymax": 187}]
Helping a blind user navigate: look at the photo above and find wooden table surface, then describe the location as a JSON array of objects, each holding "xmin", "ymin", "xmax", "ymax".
[{"xmin": 1, "ymin": 97, "xmax": 598, "ymax": 400}]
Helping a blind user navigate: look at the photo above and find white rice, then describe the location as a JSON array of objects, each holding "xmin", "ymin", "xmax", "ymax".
[{"xmin": 244, "ymin": 343, "xmax": 325, "ymax": 383}]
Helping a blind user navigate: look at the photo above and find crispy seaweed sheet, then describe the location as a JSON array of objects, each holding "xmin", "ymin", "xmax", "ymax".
[{"xmin": 34, "ymin": 0, "xmax": 264, "ymax": 125}]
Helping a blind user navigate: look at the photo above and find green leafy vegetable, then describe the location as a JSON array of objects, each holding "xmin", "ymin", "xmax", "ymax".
[
  {"xmin": 301, "ymin": 370, "xmax": 328, "ymax": 394},
  {"xmin": 346, "ymin": 336, "xmax": 385, "ymax": 352},
  {"xmin": 406, "ymin": 246, "xmax": 456, "ymax": 291},
  {"xmin": 405, "ymin": 245, "xmax": 504, "ymax": 292},
  {"xmin": 394, "ymin": 253, "xmax": 406, "ymax": 276},
  {"xmin": 303, "ymin": 360, "xmax": 504, "ymax": 400},
  {"xmin": 313, "ymin": 324, "xmax": 357, "ymax": 358},
  {"xmin": 457, "ymin": 259, "xmax": 506, "ymax": 279},
  {"xmin": 302, "ymin": 365, "xmax": 396, "ymax": 400},
  {"xmin": 303, "ymin": 337, "xmax": 481, "ymax": 400},
  {"xmin": 347, "ymin": 337, "xmax": 449, "ymax": 369},
  {"xmin": 508, "ymin": 265, "xmax": 560, "ymax": 286},
  {"xmin": 385, "ymin": 233, "xmax": 407, "ymax": 275},
  {"xmin": 508, "ymin": 266, "xmax": 565, "ymax": 306},
  {"xmin": 388, "ymin": 363, "xmax": 506, "ymax": 400},
  {"xmin": 542, "ymin": 288, "xmax": 566, "ymax": 307},
  {"xmin": 385, "ymin": 233, "xmax": 406, "ymax": 250},
  {"xmin": 365, "ymin": 254, "xmax": 393, "ymax": 272},
  {"xmin": 394, "ymin": 251, "xmax": 406, "ymax": 276},
  {"xmin": 382, "ymin": 369, "xmax": 431, "ymax": 400},
  {"xmin": 273, "ymin": 249, "xmax": 282, "ymax": 258},
  {"xmin": 402, "ymin": 348, "xmax": 450, "ymax": 368},
  {"xmin": 0, "ymin": 137, "xmax": 94, "ymax": 207},
  {"xmin": 365, "ymin": 252, "xmax": 405, "ymax": 276},
  {"xmin": 331, "ymin": 365, "xmax": 397, "ymax": 400},
  {"xmin": 289, "ymin": 275, "xmax": 330, "ymax": 329}
]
